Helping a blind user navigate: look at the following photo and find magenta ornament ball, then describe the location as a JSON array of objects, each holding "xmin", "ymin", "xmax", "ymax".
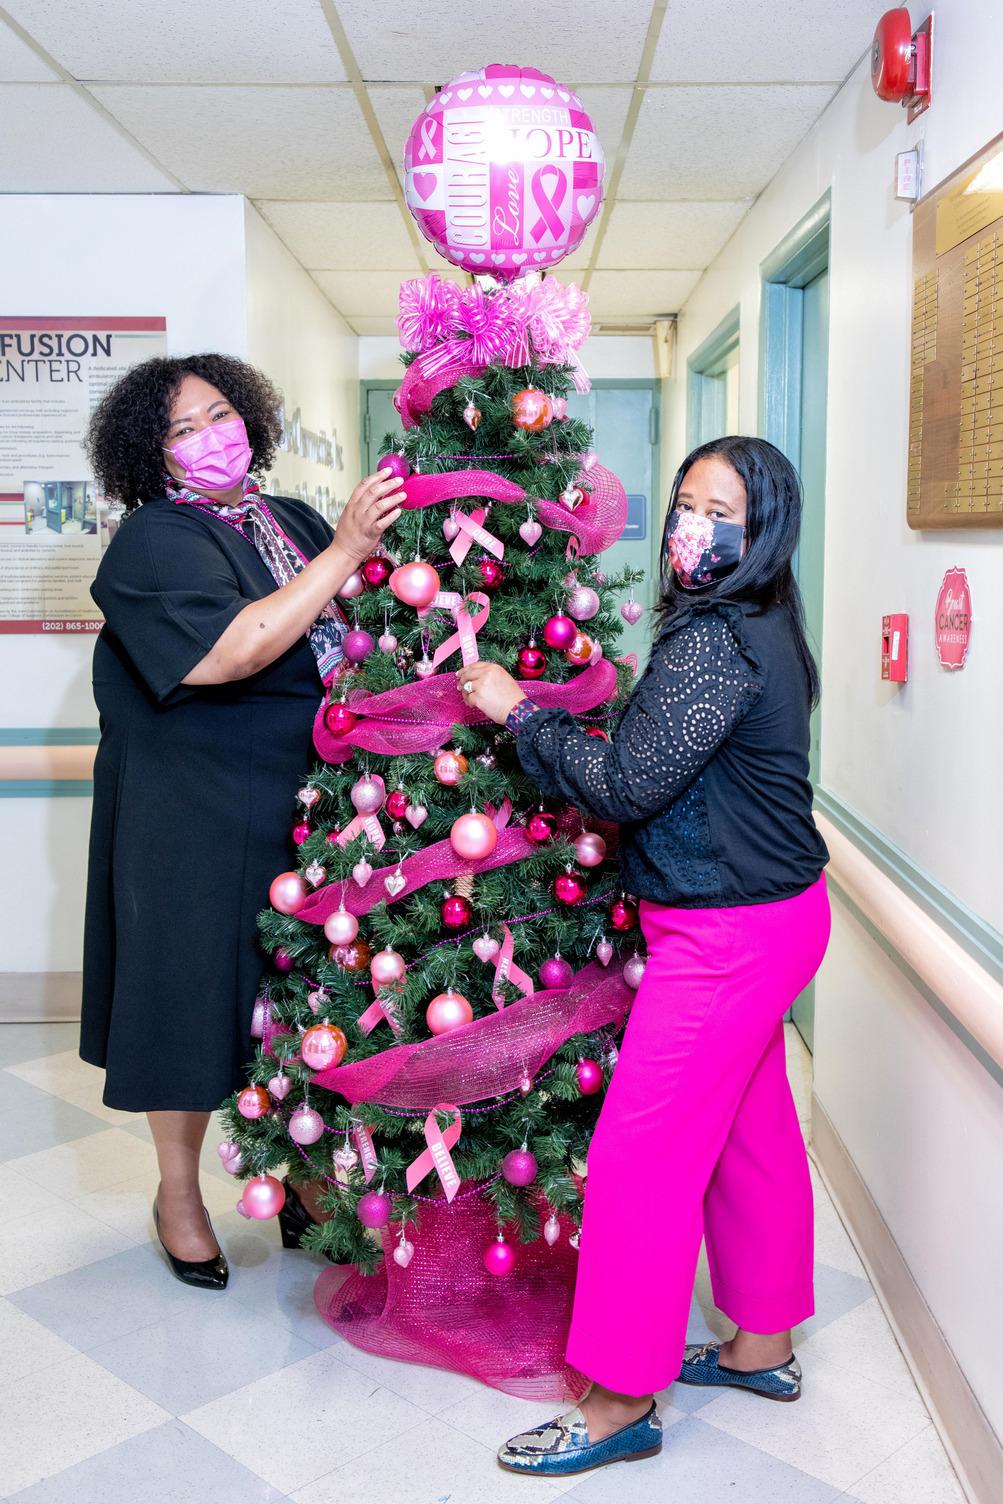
[
  {"xmin": 242, "ymin": 1174, "xmax": 286, "ymax": 1220},
  {"xmin": 288, "ymin": 1106, "xmax": 325, "ymax": 1146},
  {"xmin": 502, "ymin": 1149, "xmax": 538, "ymax": 1187},
  {"xmin": 290, "ymin": 821, "xmax": 312, "ymax": 846},
  {"xmin": 543, "ymin": 614, "xmax": 577, "ymax": 651},
  {"xmin": 623, "ymin": 955, "xmax": 647, "ymax": 990},
  {"xmin": 403, "ymin": 65, "xmax": 605, "ymax": 279},
  {"xmin": 574, "ymin": 831, "xmax": 607, "ymax": 868},
  {"xmin": 339, "ymin": 570, "xmax": 366, "ymax": 600},
  {"xmin": 343, "ymin": 628, "xmax": 375, "ymax": 665},
  {"xmin": 273, "ymin": 946, "xmax": 294, "ymax": 972},
  {"xmin": 269, "ymin": 870, "xmax": 309, "ymax": 915},
  {"xmin": 567, "ymin": 585, "xmax": 600, "ymax": 622},
  {"xmin": 323, "ymin": 907, "xmax": 360, "ymax": 946},
  {"xmin": 554, "ymin": 869, "xmax": 587, "ymax": 906},
  {"xmin": 426, "ymin": 989, "xmax": 474, "ymax": 1035},
  {"xmin": 390, "ymin": 560, "xmax": 440, "ymax": 610},
  {"xmin": 539, "ymin": 954, "xmax": 574, "ymax": 989},
  {"xmin": 377, "ymin": 451, "xmax": 411, "ymax": 481},
  {"xmin": 449, "ymin": 811, "xmax": 498, "ymax": 861},
  {"xmin": 483, "ymin": 1237, "xmax": 518, "ymax": 1277},
  {"xmin": 576, "ymin": 1058, "xmax": 603, "ymax": 1096},
  {"xmin": 357, "ymin": 1190, "xmax": 392, "ymax": 1229}
]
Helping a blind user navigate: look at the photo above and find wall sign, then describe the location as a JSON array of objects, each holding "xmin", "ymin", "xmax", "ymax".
[
  {"xmin": 934, "ymin": 566, "xmax": 972, "ymax": 669},
  {"xmin": 0, "ymin": 316, "xmax": 167, "ymax": 633},
  {"xmin": 622, "ymin": 493, "xmax": 648, "ymax": 541}
]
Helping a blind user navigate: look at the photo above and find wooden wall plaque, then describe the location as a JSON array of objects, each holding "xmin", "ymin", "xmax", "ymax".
[{"xmin": 908, "ymin": 132, "xmax": 1003, "ymax": 528}]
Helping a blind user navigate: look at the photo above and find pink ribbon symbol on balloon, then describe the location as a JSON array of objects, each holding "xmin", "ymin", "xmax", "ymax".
[
  {"xmin": 405, "ymin": 1102, "xmax": 462, "ymax": 1201},
  {"xmin": 418, "ymin": 117, "xmax": 438, "ymax": 160},
  {"xmin": 530, "ymin": 165, "xmax": 568, "ymax": 244},
  {"xmin": 448, "ymin": 507, "xmax": 504, "ymax": 568},
  {"xmin": 484, "ymin": 924, "xmax": 535, "ymax": 1008},
  {"xmin": 422, "ymin": 590, "xmax": 490, "ymax": 670}
]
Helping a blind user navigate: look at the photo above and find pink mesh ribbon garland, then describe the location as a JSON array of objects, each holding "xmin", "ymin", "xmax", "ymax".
[
  {"xmin": 314, "ymin": 1193, "xmax": 587, "ymax": 1401},
  {"xmin": 312, "ymin": 961, "xmax": 631, "ymax": 1108},
  {"xmin": 399, "ymin": 466, "xmax": 627, "ymax": 558},
  {"xmin": 312, "ymin": 657, "xmax": 618, "ymax": 764},
  {"xmin": 405, "ymin": 1103, "xmax": 462, "ymax": 1201},
  {"xmin": 298, "ymin": 826, "xmax": 531, "ymax": 927},
  {"xmin": 395, "ymin": 358, "xmax": 483, "ymax": 429}
]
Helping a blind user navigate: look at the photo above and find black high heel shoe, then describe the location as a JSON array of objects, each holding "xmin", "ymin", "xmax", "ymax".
[
  {"xmin": 153, "ymin": 1200, "xmax": 229, "ymax": 1290},
  {"xmin": 278, "ymin": 1178, "xmax": 319, "ymax": 1251}
]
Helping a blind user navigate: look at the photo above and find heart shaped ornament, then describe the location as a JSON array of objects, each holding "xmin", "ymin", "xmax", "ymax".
[
  {"xmin": 393, "ymin": 1237, "xmax": 415, "ymax": 1268},
  {"xmin": 267, "ymin": 1073, "xmax": 292, "ymax": 1100},
  {"xmin": 621, "ymin": 600, "xmax": 644, "ymax": 625},
  {"xmin": 236, "ymin": 1198, "xmax": 251, "ymax": 1219},
  {"xmin": 217, "ymin": 1141, "xmax": 244, "ymax": 1174},
  {"xmin": 352, "ymin": 858, "xmax": 373, "ymax": 888},
  {"xmin": 304, "ymin": 862, "xmax": 326, "ymax": 888},
  {"xmin": 405, "ymin": 804, "xmax": 428, "ymax": 829},
  {"xmin": 378, "ymin": 632, "xmax": 398, "ymax": 653},
  {"xmin": 333, "ymin": 1144, "xmax": 360, "ymax": 1173},
  {"xmin": 307, "ymin": 988, "xmax": 327, "ymax": 1014},
  {"xmin": 473, "ymin": 933, "xmax": 500, "ymax": 963},
  {"xmin": 442, "ymin": 515, "xmax": 460, "ymax": 542},
  {"xmin": 385, "ymin": 869, "xmax": 407, "ymax": 897},
  {"xmin": 596, "ymin": 940, "xmax": 613, "ymax": 966},
  {"xmin": 519, "ymin": 519, "xmax": 542, "ymax": 546}
]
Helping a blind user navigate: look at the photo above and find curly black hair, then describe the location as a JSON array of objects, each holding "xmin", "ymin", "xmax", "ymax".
[{"xmin": 85, "ymin": 352, "xmax": 284, "ymax": 509}]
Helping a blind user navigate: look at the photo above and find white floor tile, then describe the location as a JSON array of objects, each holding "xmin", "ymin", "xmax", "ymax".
[
  {"xmin": 182, "ymin": 1346, "xmax": 428, "ymax": 1494},
  {"xmin": 335, "ymin": 1340, "xmax": 488, "ymax": 1414},
  {"xmin": 798, "ymin": 1297, "xmax": 920, "ymax": 1400},
  {"xmin": 0, "ymin": 1162, "xmax": 67, "ymax": 1221},
  {"xmin": 7, "ymin": 1127, "xmax": 159, "ymax": 1198},
  {"xmin": 0, "ymin": 1297, "xmax": 79, "ymax": 1378},
  {"xmin": 0, "ymin": 1351, "xmax": 167, "ymax": 1495},
  {"xmin": 698, "ymin": 1352, "xmax": 930, "ymax": 1491},
  {"xmin": 292, "ymin": 1415, "xmax": 575, "ymax": 1504},
  {"xmin": 809, "ymin": 1173, "xmax": 868, "ymax": 1280},
  {"xmin": 71, "ymin": 1166, "xmax": 235, "ymax": 1245},
  {"xmin": 7, "ymin": 1050, "xmax": 136, "ymax": 1128},
  {"xmin": 0, "ymin": 1201, "xmax": 133, "ymax": 1295},
  {"xmin": 843, "ymin": 1424, "xmax": 966, "ymax": 1504}
]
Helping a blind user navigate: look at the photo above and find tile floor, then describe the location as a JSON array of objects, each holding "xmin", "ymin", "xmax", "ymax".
[{"xmin": 0, "ymin": 1022, "xmax": 967, "ymax": 1504}]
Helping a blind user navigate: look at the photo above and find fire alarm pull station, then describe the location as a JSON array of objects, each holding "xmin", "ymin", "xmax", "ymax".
[{"xmin": 881, "ymin": 614, "xmax": 909, "ymax": 682}]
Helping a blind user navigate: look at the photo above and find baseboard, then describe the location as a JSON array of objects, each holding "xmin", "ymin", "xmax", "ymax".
[
  {"xmin": 0, "ymin": 972, "xmax": 82, "ymax": 1022},
  {"xmin": 812, "ymin": 1093, "xmax": 1002, "ymax": 1504}
]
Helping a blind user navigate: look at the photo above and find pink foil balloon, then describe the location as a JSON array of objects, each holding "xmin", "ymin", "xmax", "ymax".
[
  {"xmin": 242, "ymin": 1175, "xmax": 286, "ymax": 1220},
  {"xmin": 269, "ymin": 871, "xmax": 309, "ymax": 915},
  {"xmin": 404, "ymin": 65, "xmax": 605, "ymax": 279}
]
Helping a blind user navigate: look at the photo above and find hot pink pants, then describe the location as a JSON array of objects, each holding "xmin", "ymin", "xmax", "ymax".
[{"xmin": 566, "ymin": 876, "xmax": 831, "ymax": 1396}]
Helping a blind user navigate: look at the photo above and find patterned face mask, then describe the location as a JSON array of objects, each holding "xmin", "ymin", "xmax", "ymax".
[{"xmin": 666, "ymin": 509, "xmax": 746, "ymax": 590}]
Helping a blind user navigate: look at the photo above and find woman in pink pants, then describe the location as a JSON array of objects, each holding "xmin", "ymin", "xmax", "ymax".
[{"xmin": 460, "ymin": 435, "xmax": 830, "ymax": 1479}]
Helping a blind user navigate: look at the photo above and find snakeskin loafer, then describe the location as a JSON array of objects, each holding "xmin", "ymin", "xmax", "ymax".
[
  {"xmin": 678, "ymin": 1343, "xmax": 802, "ymax": 1401},
  {"xmin": 498, "ymin": 1401, "xmax": 662, "ymax": 1476}
]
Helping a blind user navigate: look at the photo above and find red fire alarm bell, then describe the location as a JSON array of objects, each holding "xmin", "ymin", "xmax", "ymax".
[
  {"xmin": 881, "ymin": 613, "xmax": 909, "ymax": 683},
  {"xmin": 871, "ymin": 8, "xmax": 933, "ymax": 121}
]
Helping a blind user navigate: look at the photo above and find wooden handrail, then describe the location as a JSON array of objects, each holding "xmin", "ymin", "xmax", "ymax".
[
  {"xmin": 816, "ymin": 813, "xmax": 1003, "ymax": 1071},
  {"xmin": 0, "ymin": 746, "xmax": 96, "ymax": 780}
]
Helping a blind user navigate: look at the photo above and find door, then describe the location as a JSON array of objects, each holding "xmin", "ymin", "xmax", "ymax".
[
  {"xmin": 363, "ymin": 379, "xmax": 660, "ymax": 669},
  {"xmin": 797, "ymin": 268, "xmax": 828, "ymax": 792}
]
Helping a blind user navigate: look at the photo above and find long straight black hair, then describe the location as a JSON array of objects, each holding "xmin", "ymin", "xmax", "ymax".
[{"xmin": 656, "ymin": 435, "xmax": 821, "ymax": 707}]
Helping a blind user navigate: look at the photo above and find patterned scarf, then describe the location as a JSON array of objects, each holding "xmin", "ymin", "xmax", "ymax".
[{"xmin": 166, "ymin": 476, "xmax": 346, "ymax": 684}]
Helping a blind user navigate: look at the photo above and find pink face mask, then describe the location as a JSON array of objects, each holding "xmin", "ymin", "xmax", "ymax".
[{"xmin": 164, "ymin": 415, "xmax": 252, "ymax": 491}]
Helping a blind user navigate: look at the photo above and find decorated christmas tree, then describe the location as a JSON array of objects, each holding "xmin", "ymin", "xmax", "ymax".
[{"xmin": 221, "ymin": 67, "xmax": 645, "ymax": 1400}]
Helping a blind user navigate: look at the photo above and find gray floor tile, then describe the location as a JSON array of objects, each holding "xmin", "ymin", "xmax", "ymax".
[
  {"xmin": 220, "ymin": 1214, "xmax": 342, "ymax": 1346},
  {"xmin": 6, "ymin": 1419, "xmax": 285, "ymax": 1503},
  {"xmin": 0, "ymin": 1024, "xmax": 80, "ymax": 1068},
  {"xmin": 88, "ymin": 1298, "xmax": 320, "ymax": 1413},
  {"xmin": 10, "ymin": 1241, "xmax": 210, "ymax": 1350},
  {"xmin": 794, "ymin": 1261, "xmax": 874, "ymax": 1342},
  {"xmin": 564, "ymin": 1416, "xmax": 842, "ymax": 1502},
  {"xmin": 0, "ymin": 1097, "xmax": 107, "ymax": 1162},
  {"xmin": 0, "ymin": 1071, "xmax": 60, "ymax": 1115}
]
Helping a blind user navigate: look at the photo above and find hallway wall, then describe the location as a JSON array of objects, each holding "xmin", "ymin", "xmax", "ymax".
[{"xmin": 665, "ymin": 0, "xmax": 1003, "ymax": 1451}]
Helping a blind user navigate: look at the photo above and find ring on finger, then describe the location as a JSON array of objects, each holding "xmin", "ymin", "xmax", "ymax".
[{"xmin": 463, "ymin": 681, "xmax": 473, "ymax": 693}]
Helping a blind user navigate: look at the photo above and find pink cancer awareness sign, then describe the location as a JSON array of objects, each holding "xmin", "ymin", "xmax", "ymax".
[
  {"xmin": 934, "ymin": 567, "xmax": 972, "ymax": 670},
  {"xmin": 403, "ymin": 64, "xmax": 604, "ymax": 279}
]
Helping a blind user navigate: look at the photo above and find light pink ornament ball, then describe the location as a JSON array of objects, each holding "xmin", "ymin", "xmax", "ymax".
[{"xmin": 241, "ymin": 1174, "xmax": 286, "ymax": 1220}]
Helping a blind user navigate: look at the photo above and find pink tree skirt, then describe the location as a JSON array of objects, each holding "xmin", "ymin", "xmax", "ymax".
[{"xmin": 313, "ymin": 1193, "xmax": 588, "ymax": 1401}]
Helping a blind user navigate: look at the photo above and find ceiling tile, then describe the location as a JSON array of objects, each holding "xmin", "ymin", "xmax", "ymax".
[
  {"xmin": 90, "ymin": 85, "xmax": 392, "ymax": 199},
  {"xmin": 619, "ymin": 84, "xmax": 837, "ymax": 200},
  {"xmin": 568, "ymin": 85, "xmax": 632, "ymax": 160},
  {"xmin": 0, "ymin": 17, "xmax": 57, "ymax": 79},
  {"xmin": 367, "ymin": 86, "xmax": 429, "ymax": 184},
  {"xmin": 650, "ymin": 0, "xmax": 877, "ymax": 83},
  {"xmin": 597, "ymin": 200, "xmax": 751, "ymax": 269},
  {"xmin": 312, "ymin": 269, "xmax": 427, "ymax": 316},
  {"xmin": 256, "ymin": 201, "xmax": 420, "ymax": 270},
  {"xmin": 338, "ymin": 0, "xmax": 650, "ymax": 84},
  {"xmin": 0, "ymin": 83, "xmax": 178, "ymax": 191},
  {"xmin": 2, "ymin": 0, "xmax": 347, "ymax": 82},
  {"xmin": 587, "ymin": 269, "xmax": 701, "ymax": 319}
]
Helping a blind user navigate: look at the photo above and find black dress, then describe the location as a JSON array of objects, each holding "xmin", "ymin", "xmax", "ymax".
[{"xmin": 80, "ymin": 494, "xmax": 334, "ymax": 1111}]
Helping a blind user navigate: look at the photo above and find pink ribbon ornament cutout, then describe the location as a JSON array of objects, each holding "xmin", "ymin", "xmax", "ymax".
[
  {"xmin": 353, "ymin": 1122, "xmax": 379, "ymax": 1183},
  {"xmin": 405, "ymin": 1103, "xmax": 463, "ymax": 1202},
  {"xmin": 448, "ymin": 507, "xmax": 504, "ymax": 567},
  {"xmin": 421, "ymin": 589, "xmax": 490, "ymax": 670},
  {"xmin": 488, "ymin": 924, "xmax": 535, "ymax": 1007},
  {"xmin": 356, "ymin": 991, "xmax": 403, "ymax": 1040}
]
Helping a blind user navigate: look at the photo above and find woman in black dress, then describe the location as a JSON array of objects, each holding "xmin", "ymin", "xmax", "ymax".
[{"xmin": 81, "ymin": 354, "xmax": 403, "ymax": 1288}]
